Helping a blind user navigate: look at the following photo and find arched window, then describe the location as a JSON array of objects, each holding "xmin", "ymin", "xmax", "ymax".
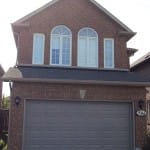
[
  {"xmin": 50, "ymin": 25, "xmax": 72, "ymax": 66},
  {"xmin": 78, "ymin": 28, "xmax": 98, "ymax": 68}
]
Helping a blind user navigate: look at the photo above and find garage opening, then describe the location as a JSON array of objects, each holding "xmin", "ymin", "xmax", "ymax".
[{"xmin": 23, "ymin": 100, "xmax": 134, "ymax": 150}]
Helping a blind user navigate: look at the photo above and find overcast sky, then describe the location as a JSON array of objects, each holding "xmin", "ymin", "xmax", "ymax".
[{"xmin": 0, "ymin": 0, "xmax": 150, "ymax": 95}]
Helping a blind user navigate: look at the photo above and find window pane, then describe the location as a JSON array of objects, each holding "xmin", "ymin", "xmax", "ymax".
[
  {"xmin": 87, "ymin": 38, "xmax": 98, "ymax": 67},
  {"xmin": 52, "ymin": 36, "xmax": 60, "ymax": 64},
  {"xmin": 79, "ymin": 28, "xmax": 97, "ymax": 37},
  {"xmin": 61, "ymin": 27, "xmax": 71, "ymax": 35},
  {"xmin": 32, "ymin": 34, "xmax": 44, "ymax": 64},
  {"xmin": 88, "ymin": 29, "xmax": 97, "ymax": 37},
  {"xmin": 104, "ymin": 39, "xmax": 114, "ymax": 68},
  {"xmin": 62, "ymin": 37, "xmax": 70, "ymax": 65},
  {"xmin": 52, "ymin": 49, "xmax": 59, "ymax": 64},
  {"xmin": 79, "ymin": 28, "xmax": 88, "ymax": 37},
  {"xmin": 78, "ymin": 37, "xmax": 87, "ymax": 67},
  {"xmin": 52, "ymin": 27, "xmax": 62, "ymax": 35},
  {"xmin": 52, "ymin": 26, "xmax": 71, "ymax": 36}
]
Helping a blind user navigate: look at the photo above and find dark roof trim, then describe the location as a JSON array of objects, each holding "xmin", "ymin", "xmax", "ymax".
[
  {"xmin": 131, "ymin": 52, "xmax": 150, "ymax": 68},
  {"xmin": 2, "ymin": 77, "xmax": 149, "ymax": 87},
  {"xmin": 2, "ymin": 66, "xmax": 150, "ymax": 87},
  {"xmin": 118, "ymin": 31, "xmax": 136, "ymax": 37},
  {"xmin": 17, "ymin": 64, "xmax": 130, "ymax": 72},
  {"xmin": 13, "ymin": 0, "xmax": 134, "ymax": 34}
]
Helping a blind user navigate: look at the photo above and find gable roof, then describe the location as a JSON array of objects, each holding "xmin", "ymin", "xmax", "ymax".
[
  {"xmin": 13, "ymin": 0, "xmax": 134, "ymax": 34},
  {"xmin": 131, "ymin": 52, "xmax": 150, "ymax": 69}
]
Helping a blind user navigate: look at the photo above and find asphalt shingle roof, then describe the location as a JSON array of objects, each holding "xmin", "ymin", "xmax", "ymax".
[{"xmin": 3, "ymin": 65, "xmax": 150, "ymax": 86}]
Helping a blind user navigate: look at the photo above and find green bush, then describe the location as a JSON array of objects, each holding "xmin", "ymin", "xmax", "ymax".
[
  {"xmin": 0, "ymin": 132, "xmax": 8, "ymax": 150},
  {"xmin": 0, "ymin": 139, "xmax": 7, "ymax": 150}
]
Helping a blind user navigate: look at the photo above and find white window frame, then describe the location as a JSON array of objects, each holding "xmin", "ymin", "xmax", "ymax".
[
  {"xmin": 104, "ymin": 38, "xmax": 114, "ymax": 69},
  {"xmin": 32, "ymin": 33, "xmax": 45, "ymax": 65},
  {"xmin": 77, "ymin": 27, "xmax": 98, "ymax": 68},
  {"xmin": 50, "ymin": 25, "xmax": 72, "ymax": 66}
]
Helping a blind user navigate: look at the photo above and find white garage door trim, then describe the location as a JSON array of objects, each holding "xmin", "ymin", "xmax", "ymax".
[{"xmin": 22, "ymin": 99, "xmax": 135, "ymax": 150}]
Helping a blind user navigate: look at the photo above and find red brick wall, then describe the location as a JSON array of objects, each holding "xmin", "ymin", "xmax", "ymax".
[
  {"xmin": 13, "ymin": 0, "xmax": 130, "ymax": 69},
  {"xmin": 9, "ymin": 82, "xmax": 146, "ymax": 150}
]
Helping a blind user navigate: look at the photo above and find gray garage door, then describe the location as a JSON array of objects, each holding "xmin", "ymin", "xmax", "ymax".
[{"xmin": 23, "ymin": 100, "xmax": 134, "ymax": 150}]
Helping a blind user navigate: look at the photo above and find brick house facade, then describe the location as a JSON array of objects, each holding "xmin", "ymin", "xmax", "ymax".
[{"xmin": 3, "ymin": 0, "xmax": 150, "ymax": 150}]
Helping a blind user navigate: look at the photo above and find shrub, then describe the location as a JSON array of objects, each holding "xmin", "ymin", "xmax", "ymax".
[{"xmin": 0, "ymin": 132, "xmax": 8, "ymax": 150}]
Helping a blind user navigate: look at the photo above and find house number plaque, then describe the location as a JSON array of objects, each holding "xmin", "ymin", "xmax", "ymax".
[{"xmin": 136, "ymin": 110, "xmax": 146, "ymax": 117}]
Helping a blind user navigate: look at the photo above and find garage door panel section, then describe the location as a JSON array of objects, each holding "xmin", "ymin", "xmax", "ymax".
[{"xmin": 23, "ymin": 100, "xmax": 133, "ymax": 150}]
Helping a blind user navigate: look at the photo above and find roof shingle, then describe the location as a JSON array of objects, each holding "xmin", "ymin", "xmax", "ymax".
[{"xmin": 3, "ymin": 65, "xmax": 150, "ymax": 86}]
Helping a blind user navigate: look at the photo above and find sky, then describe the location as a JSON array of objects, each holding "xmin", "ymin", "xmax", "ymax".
[{"xmin": 0, "ymin": 0, "xmax": 150, "ymax": 95}]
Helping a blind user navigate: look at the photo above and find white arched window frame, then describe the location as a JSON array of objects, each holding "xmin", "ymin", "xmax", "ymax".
[
  {"xmin": 32, "ymin": 33, "xmax": 45, "ymax": 65},
  {"xmin": 78, "ymin": 28, "xmax": 98, "ymax": 68},
  {"xmin": 50, "ymin": 25, "xmax": 72, "ymax": 66}
]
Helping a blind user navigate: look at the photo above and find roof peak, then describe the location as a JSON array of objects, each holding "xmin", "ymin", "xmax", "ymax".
[{"xmin": 13, "ymin": 0, "xmax": 134, "ymax": 34}]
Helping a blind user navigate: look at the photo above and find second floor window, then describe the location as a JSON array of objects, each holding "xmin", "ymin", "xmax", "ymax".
[
  {"xmin": 104, "ymin": 38, "xmax": 114, "ymax": 68},
  {"xmin": 32, "ymin": 33, "xmax": 45, "ymax": 64},
  {"xmin": 78, "ymin": 28, "xmax": 98, "ymax": 68},
  {"xmin": 50, "ymin": 25, "xmax": 72, "ymax": 66}
]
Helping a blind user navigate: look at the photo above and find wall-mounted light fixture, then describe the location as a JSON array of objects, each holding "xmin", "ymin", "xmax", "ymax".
[
  {"xmin": 14, "ymin": 96, "xmax": 21, "ymax": 106},
  {"xmin": 138, "ymin": 99, "xmax": 145, "ymax": 110},
  {"xmin": 136, "ymin": 99, "xmax": 146, "ymax": 117}
]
